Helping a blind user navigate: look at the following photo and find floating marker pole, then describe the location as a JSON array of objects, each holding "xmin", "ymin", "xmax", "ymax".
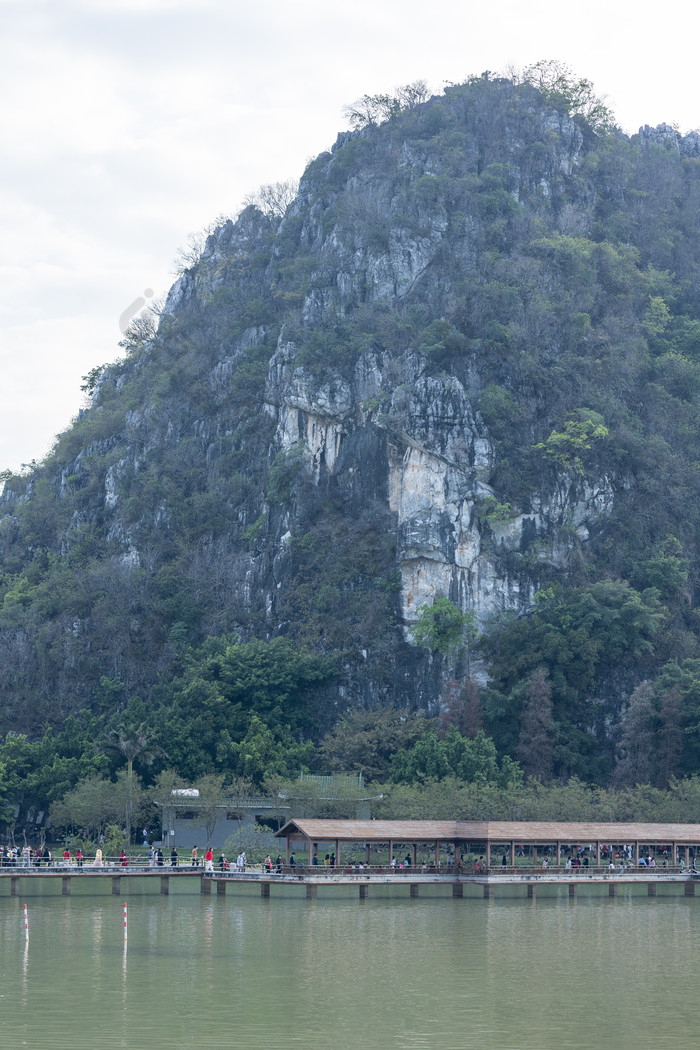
[
  {"xmin": 23, "ymin": 903, "xmax": 28, "ymax": 939},
  {"xmin": 123, "ymin": 902, "xmax": 127, "ymax": 940}
]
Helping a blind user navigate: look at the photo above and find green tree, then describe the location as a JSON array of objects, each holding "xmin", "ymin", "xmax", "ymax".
[
  {"xmin": 49, "ymin": 770, "xmax": 147, "ymax": 844},
  {"xmin": 192, "ymin": 773, "xmax": 227, "ymax": 847},
  {"xmin": 219, "ymin": 715, "xmax": 314, "ymax": 786},
  {"xmin": 316, "ymin": 709, "xmax": 432, "ymax": 781},
  {"xmin": 533, "ymin": 413, "xmax": 609, "ymax": 475},
  {"xmin": 410, "ymin": 597, "xmax": 476, "ymax": 657},
  {"xmin": 390, "ymin": 727, "xmax": 521, "ymax": 787},
  {"xmin": 516, "ymin": 669, "xmax": 555, "ymax": 782},
  {"xmin": 656, "ymin": 687, "xmax": 683, "ymax": 787},
  {"xmin": 273, "ymin": 773, "xmax": 372, "ymax": 819},
  {"xmin": 614, "ymin": 681, "xmax": 656, "ymax": 785},
  {"xmin": 100, "ymin": 717, "xmax": 164, "ymax": 844},
  {"xmin": 155, "ymin": 636, "xmax": 335, "ymax": 780}
]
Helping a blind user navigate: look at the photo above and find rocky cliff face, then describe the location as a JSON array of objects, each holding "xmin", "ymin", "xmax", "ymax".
[
  {"xmin": 2, "ymin": 75, "xmax": 700, "ymax": 739},
  {"xmin": 264, "ymin": 341, "xmax": 614, "ymax": 641}
]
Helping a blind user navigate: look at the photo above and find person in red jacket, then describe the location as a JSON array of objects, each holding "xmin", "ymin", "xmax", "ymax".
[{"xmin": 204, "ymin": 847, "xmax": 214, "ymax": 872}]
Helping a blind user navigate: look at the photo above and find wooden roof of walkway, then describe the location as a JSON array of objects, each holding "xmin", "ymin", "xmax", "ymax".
[{"xmin": 276, "ymin": 819, "xmax": 700, "ymax": 844}]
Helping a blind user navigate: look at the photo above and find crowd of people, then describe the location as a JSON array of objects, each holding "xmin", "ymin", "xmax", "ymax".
[
  {"xmin": 0, "ymin": 845, "xmax": 54, "ymax": 867},
  {"xmin": 0, "ymin": 845, "xmax": 106, "ymax": 867},
  {"xmin": 6, "ymin": 841, "xmax": 694, "ymax": 874}
]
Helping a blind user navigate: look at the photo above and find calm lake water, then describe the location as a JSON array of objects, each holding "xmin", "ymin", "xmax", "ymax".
[{"xmin": 1, "ymin": 879, "xmax": 698, "ymax": 1049}]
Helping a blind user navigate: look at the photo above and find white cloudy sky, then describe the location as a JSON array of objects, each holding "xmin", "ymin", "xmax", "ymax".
[{"xmin": 1, "ymin": 0, "xmax": 697, "ymax": 474}]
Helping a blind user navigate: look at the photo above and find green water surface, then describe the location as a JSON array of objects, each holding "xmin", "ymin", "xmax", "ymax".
[{"xmin": 1, "ymin": 881, "xmax": 697, "ymax": 1049}]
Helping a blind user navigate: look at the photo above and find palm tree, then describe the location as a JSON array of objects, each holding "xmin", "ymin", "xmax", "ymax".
[{"xmin": 101, "ymin": 721, "xmax": 164, "ymax": 845}]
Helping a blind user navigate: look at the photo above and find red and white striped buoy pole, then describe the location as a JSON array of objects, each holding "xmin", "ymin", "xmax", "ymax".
[
  {"xmin": 123, "ymin": 902, "xmax": 127, "ymax": 940},
  {"xmin": 23, "ymin": 903, "xmax": 28, "ymax": 939}
]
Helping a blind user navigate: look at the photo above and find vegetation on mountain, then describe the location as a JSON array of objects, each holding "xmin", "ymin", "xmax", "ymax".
[{"xmin": 3, "ymin": 64, "xmax": 700, "ymax": 837}]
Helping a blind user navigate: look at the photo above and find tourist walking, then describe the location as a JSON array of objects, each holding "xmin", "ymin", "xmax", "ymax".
[{"xmin": 204, "ymin": 847, "xmax": 214, "ymax": 872}]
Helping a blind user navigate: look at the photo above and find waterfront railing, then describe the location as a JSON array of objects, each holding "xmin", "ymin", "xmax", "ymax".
[{"xmin": 0, "ymin": 858, "xmax": 695, "ymax": 877}]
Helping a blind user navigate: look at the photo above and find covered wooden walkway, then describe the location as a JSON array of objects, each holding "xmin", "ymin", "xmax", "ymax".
[{"xmin": 274, "ymin": 818, "xmax": 700, "ymax": 870}]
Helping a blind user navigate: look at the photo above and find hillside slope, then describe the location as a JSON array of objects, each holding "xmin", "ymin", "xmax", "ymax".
[{"xmin": 3, "ymin": 72, "xmax": 700, "ymax": 783}]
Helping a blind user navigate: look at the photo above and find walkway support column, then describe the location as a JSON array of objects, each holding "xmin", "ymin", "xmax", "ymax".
[
  {"xmin": 410, "ymin": 884, "xmax": 419, "ymax": 898},
  {"xmin": 111, "ymin": 875, "xmax": 121, "ymax": 895},
  {"xmin": 160, "ymin": 875, "xmax": 169, "ymax": 895},
  {"xmin": 568, "ymin": 883, "xmax": 577, "ymax": 899},
  {"xmin": 609, "ymin": 883, "xmax": 617, "ymax": 897},
  {"xmin": 10, "ymin": 876, "xmax": 18, "ymax": 897},
  {"xmin": 217, "ymin": 880, "xmax": 226, "ymax": 897},
  {"xmin": 452, "ymin": 882, "xmax": 463, "ymax": 898},
  {"xmin": 483, "ymin": 884, "xmax": 493, "ymax": 899},
  {"xmin": 485, "ymin": 842, "xmax": 491, "ymax": 868},
  {"xmin": 434, "ymin": 841, "xmax": 440, "ymax": 869},
  {"xmin": 359, "ymin": 884, "xmax": 368, "ymax": 901},
  {"xmin": 261, "ymin": 882, "xmax": 270, "ymax": 899},
  {"xmin": 556, "ymin": 843, "xmax": 561, "ymax": 867},
  {"xmin": 201, "ymin": 877, "xmax": 211, "ymax": 896},
  {"xmin": 648, "ymin": 882, "xmax": 656, "ymax": 897},
  {"xmin": 685, "ymin": 880, "xmax": 695, "ymax": 897},
  {"xmin": 62, "ymin": 875, "xmax": 71, "ymax": 897},
  {"xmin": 510, "ymin": 842, "xmax": 515, "ymax": 868},
  {"xmin": 527, "ymin": 883, "xmax": 536, "ymax": 899},
  {"xmin": 305, "ymin": 884, "xmax": 316, "ymax": 900}
]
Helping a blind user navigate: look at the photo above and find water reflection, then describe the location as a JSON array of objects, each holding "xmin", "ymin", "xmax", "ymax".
[
  {"xmin": 1, "ymin": 888, "xmax": 700, "ymax": 1049},
  {"xmin": 21, "ymin": 936, "xmax": 29, "ymax": 1004}
]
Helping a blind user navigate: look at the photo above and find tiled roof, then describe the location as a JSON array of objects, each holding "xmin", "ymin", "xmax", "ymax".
[{"xmin": 276, "ymin": 818, "xmax": 700, "ymax": 843}]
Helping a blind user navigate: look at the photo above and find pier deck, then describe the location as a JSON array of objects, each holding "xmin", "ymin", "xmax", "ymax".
[{"xmin": 1, "ymin": 865, "xmax": 698, "ymax": 899}]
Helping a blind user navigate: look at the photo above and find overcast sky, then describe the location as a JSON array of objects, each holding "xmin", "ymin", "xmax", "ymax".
[{"xmin": 1, "ymin": 0, "xmax": 698, "ymax": 474}]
